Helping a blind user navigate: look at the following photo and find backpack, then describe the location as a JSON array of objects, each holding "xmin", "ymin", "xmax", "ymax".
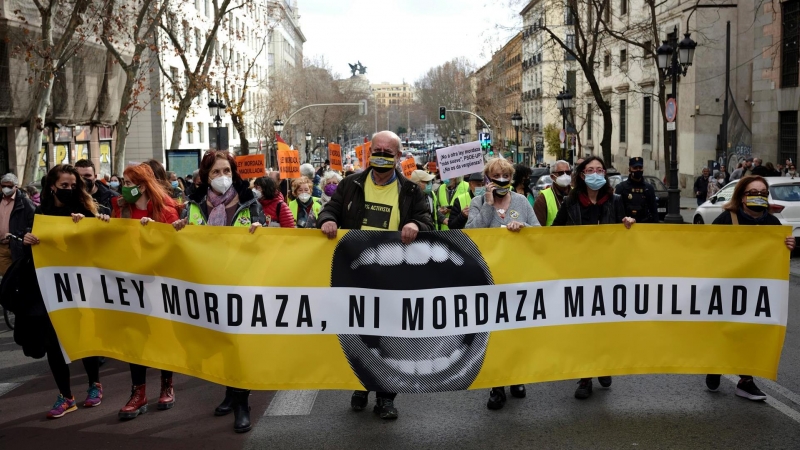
[{"xmin": 269, "ymin": 201, "xmax": 284, "ymax": 227}]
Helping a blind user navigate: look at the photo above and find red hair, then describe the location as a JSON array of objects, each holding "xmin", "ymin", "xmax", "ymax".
[{"xmin": 122, "ymin": 164, "xmax": 173, "ymax": 222}]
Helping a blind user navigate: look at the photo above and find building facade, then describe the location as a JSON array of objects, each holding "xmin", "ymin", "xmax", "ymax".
[{"xmin": 370, "ymin": 82, "xmax": 416, "ymax": 107}]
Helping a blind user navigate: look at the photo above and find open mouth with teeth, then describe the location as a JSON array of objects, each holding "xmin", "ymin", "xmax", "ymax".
[{"xmin": 331, "ymin": 230, "xmax": 493, "ymax": 393}]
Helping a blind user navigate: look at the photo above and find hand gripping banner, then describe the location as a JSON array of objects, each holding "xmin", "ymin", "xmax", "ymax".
[{"xmin": 32, "ymin": 216, "xmax": 790, "ymax": 392}]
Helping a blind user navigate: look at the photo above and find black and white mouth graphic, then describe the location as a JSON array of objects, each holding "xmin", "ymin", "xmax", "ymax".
[{"xmin": 331, "ymin": 231, "xmax": 493, "ymax": 393}]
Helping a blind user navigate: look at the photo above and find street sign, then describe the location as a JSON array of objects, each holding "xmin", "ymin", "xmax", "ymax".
[
  {"xmin": 666, "ymin": 122, "xmax": 676, "ymax": 131},
  {"xmin": 666, "ymin": 98, "xmax": 677, "ymax": 123},
  {"xmin": 559, "ymin": 129, "xmax": 566, "ymax": 143}
]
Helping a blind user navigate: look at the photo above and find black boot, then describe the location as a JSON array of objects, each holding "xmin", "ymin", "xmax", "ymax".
[
  {"xmin": 214, "ymin": 387, "xmax": 234, "ymax": 416},
  {"xmin": 232, "ymin": 389, "xmax": 251, "ymax": 433}
]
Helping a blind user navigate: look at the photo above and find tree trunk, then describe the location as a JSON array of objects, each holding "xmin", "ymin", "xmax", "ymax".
[
  {"xmin": 232, "ymin": 115, "xmax": 249, "ymax": 155},
  {"xmin": 598, "ymin": 101, "xmax": 613, "ymax": 165},
  {"xmin": 169, "ymin": 96, "xmax": 193, "ymax": 150},
  {"xmin": 113, "ymin": 66, "xmax": 137, "ymax": 175},
  {"xmin": 22, "ymin": 73, "xmax": 54, "ymax": 185}
]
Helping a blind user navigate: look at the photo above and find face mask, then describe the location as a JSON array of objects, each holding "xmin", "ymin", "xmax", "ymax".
[
  {"xmin": 584, "ymin": 173, "xmax": 607, "ymax": 190},
  {"xmin": 441, "ymin": 178, "xmax": 449, "ymax": 185},
  {"xmin": 109, "ymin": 181, "xmax": 120, "ymax": 189},
  {"xmin": 718, "ymin": 179, "xmax": 725, "ymax": 185},
  {"xmin": 55, "ymin": 188, "xmax": 76, "ymax": 206},
  {"xmin": 121, "ymin": 185, "xmax": 142, "ymax": 203},
  {"xmin": 297, "ymin": 193, "xmax": 312, "ymax": 203},
  {"xmin": 1, "ymin": 187, "xmax": 13, "ymax": 197},
  {"xmin": 324, "ymin": 184, "xmax": 338, "ymax": 196},
  {"xmin": 630, "ymin": 171, "xmax": 643, "ymax": 181},
  {"xmin": 745, "ymin": 195, "xmax": 769, "ymax": 213},
  {"xmin": 555, "ymin": 174, "xmax": 572, "ymax": 187},
  {"xmin": 251, "ymin": 188, "xmax": 262, "ymax": 200},
  {"xmin": 171, "ymin": 180, "xmax": 179, "ymax": 188},
  {"xmin": 491, "ymin": 178, "xmax": 511, "ymax": 196},
  {"xmin": 423, "ymin": 183, "xmax": 433, "ymax": 194},
  {"xmin": 474, "ymin": 186, "xmax": 486, "ymax": 197},
  {"xmin": 370, "ymin": 153, "xmax": 395, "ymax": 173},
  {"xmin": 83, "ymin": 178, "xmax": 94, "ymax": 192},
  {"xmin": 210, "ymin": 175, "xmax": 232, "ymax": 194}
]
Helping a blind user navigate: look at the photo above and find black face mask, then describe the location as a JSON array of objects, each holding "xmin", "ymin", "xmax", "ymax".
[
  {"xmin": 630, "ymin": 171, "xmax": 643, "ymax": 181},
  {"xmin": 55, "ymin": 188, "xmax": 76, "ymax": 206},
  {"xmin": 83, "ymin": 177, "xmax": 94, "ymax": 192},
  {"xmin": 748, "ymin": 205, "xmax": 768, "ymax": 213}
]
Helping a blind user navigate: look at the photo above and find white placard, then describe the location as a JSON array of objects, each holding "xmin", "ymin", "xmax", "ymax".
[{"xmin": 435, "ymin": 141, "xmax": 485, "ymax": 180}]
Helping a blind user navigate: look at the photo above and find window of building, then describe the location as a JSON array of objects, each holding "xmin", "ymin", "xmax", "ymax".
[
  {"xmin": 195, "ymin": 28, "xmax": 202, "ymax": 56},
  {"xmin": 604, "ymin": 0, "xmax": 611, "ymax": 23},
  {"xmin": 620, "ymin": 49, "xmax": 627, "ymax": 67},
  {"xmin": 565, "ymin": 6, "xmax": 575, "ymax": 25},
  {"xmin": 619, "ymin": 100, "xmax": 627, "ymax": 143},
  {"xmin": 567, "ymin": 70, "xmax": 577, "ymax": 96},
  {"xmin": 566, "ymin": 34, "xmax": 576, "ymax": 60},
  {"xmin": 621, "ymin": 0, "xmax": 627, "ymax": 15},
  {"xmin": 643, "ymin": 96, "xmax": 652, "ymax": 145},
  {"xmin": 604, "ymin": 53, "xmax": 611, "ymax": 72},
  {"xmin": 643, "ymin": 40, "xmax": 652, "ymax": 58},
  {"xmin": 187, "ymin": 122, "xmax": 194, "ymax": 144},
  {"xmin": 782, "ymin": 0, "xmax": 800, "ymax": 88},
  {"xmin": 780, "ymin": 111, "xmax": 798, "ymax": 162},
  {"xmin": 198, "ymin": 122, "xmax": 205, "ymax": 143}
]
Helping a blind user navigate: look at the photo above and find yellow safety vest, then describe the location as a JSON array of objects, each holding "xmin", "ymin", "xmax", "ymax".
[
  {"xmin": 186, "ymin": 201, "xmax": 252, "ymax": 227},
  {"xmin": 437, "ymin": 181, "xmax": 470, "ymax": 231},
  {"xmin": 541, "ymin": 187, "xmax": 560, "ymax": 226},
  {"xmin": 289, "ymin": 197, "xmax": 322, "ymax": 224}
]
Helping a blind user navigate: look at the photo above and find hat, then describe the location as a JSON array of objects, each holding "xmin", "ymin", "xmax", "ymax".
[
  {"xmin": 629, "ymin": 157, "xmax": 644, "ymax": 168},
  {"xmin": 466, "ymin": 172, "xmax": 484, "ymax": 182},
  {"xmin": 410, "ymin": 170, "xmax": 435, "ymax": 183},
  {"xmin": 745, "ymin": 157, "xmax": 754, "ymax": 162}
]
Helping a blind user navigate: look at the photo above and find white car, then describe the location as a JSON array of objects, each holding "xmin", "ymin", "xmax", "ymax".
[
  {"xmin": 693, "ymin": 176, "xmax": 800, "ymax": 236},
  {"xmin": 532, "ymin": 174, "xmax": 553, "ymax": 198}
]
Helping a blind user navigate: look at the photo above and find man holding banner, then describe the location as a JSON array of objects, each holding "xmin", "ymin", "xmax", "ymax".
[{"xmin": 318, "ymin": 131, "xmax": 434, "ymax": 420}]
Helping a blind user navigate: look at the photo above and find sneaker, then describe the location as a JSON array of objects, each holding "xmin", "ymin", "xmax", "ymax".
[
  {"xmin": 84, "ymin": 382, "xmax": 103, "ymax": 407},
  {"xmin": 47, "ymin": 394, "xmax": 77, "ymax": 419},
  {"xmin": 487, "ymin": 387, "xmax": 507, "ymax": 410},
  {"xmin": 575, "ymin": 378, "xmax": 593, "ymax": 399},
  {"xmin": 706, "ymin": 374, "xmax": 721, "ymax": 392},
  {"xmin": 736, "ymin": 377, "xmax": 767, "ymax": 401},
  {"xmin": 373, "ymin": 397, "xmax": 398, "ymax": 420},
  {"xmin": 510, "ymin": 384, "xmax": 526, "ymax": 398},
  {"xmin": 598, "ymin": 376, "xmax": 612, "ymax": 388},
  {"xmin": 350, "ymin": 390, "xmax": 369, "ymax": 411}
]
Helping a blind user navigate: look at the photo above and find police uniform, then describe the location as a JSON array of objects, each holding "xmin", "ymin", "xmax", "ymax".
[{"xmin": 614, "ymin": 157, "xmax": 659, "ymax": 223}]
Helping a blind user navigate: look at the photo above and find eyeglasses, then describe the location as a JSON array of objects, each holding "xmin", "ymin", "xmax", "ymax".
[
  {"xmin": 583, "ymin": 168, "xmax": 606, "ymax": 175},
  {"xmin": 553, "ymin": 170, "xmax": 572, "ymax": 176},
  {"xmin": 744, "ymin": 190, "xmax": 768, "ymax": 197}
]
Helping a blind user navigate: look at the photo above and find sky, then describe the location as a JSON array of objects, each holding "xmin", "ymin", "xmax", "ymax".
[{"xmin": 298, "ymin": 0, "xmax": 521, "ymax": 84}]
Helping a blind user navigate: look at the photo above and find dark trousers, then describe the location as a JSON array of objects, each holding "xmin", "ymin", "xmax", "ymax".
[
  {"xmin": 44, "ymin": 320, "xmax": 99, "ymax": 398},
  {"xmin": 362, "ymin": 391, "xmax": 396, "ymax": 400},
  {"xmin": 130, "ymin": 364, "xmax": 173, "ymax": 385}
]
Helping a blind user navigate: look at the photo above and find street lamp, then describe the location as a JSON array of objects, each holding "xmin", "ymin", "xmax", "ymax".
[
  {"xmin": 556, "ymin": 88, "xmax": 573, "ymax": 161},
  {"xmin": 511, "ymin": 111, "xmax": 522, "ymax": 163},
  {"xmin": 207, "ymin": 98, "xmax": 226, "ymax": 150},
  {"xmin": 460, "ymin": 129, "xmax": 466, "ymax": 144},
  {"xmin": 305, "ymin": 132, "xmax": 311, "ymax": 163},
  {"xmin": 657, "ymin": 26, "xmax": 697, "ymax": 224},
  {"xmin": 272, "ymin": 119, "xmax": 284, "ymax": 169}
]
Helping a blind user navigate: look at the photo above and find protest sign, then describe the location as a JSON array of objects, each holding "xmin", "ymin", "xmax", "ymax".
[{"xmin": 436, "ymin": 141, "xmax": 484, "ymax": 179}]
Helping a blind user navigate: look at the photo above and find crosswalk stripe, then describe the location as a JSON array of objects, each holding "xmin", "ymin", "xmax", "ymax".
[
  {"xmin": 723, "ymin": 375, "xmax": 800, "ymax": 424},
  {"xmin": 264, "ymin": 390, "xmax": 318, "ymax": 416},
  {"xmin": 0, "ymin": 382, "xmax": 22, "ymax": 397}
]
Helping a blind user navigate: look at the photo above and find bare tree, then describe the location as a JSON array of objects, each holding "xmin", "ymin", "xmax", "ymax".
[
  {"xmin": 17, "ymin": 0, "xmax": 95, "ymax": 185},
  {"xmin": 101, "ymin": 0, "xmax": 169, "ymax": 175},
  {"xmin": 415, "ymin": 58, "xmax": 476, "ymax": 142}
]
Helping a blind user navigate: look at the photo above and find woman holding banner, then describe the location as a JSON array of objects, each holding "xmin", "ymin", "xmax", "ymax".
[
  {"xmin": 551, "ymin": 156, "xmax": 635, "ymax": 399},
  {"xmin": 112, "ymin": 163, "xmax": 181, "ymax": 420},
  {"xmin": 172, "ymin": 150, "xmax": 265, "ymax": 433},
  {"xmin": 465, "ymin": 157, "xmax": 538, "ymax": 410},
  {"xmin": 21, "ymin": 164, "xmax": 109, "ymax": 419},
  {"xmin": 705, "ymin": 175, "xmax": 795, "ymax": 400}
]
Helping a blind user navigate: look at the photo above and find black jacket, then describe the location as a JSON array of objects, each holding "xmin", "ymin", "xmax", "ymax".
[
  {"xmin": 615, "ymin": 179, "xmax": 659, "ymax": 223},
  {"xmin": 694, "ymin": 176, "xmax": 710, "ymax": 200},
  {"xmin": 317, "ymin": 168, "xmax": 434, "ymax": 231},
  {"xmin": 5, "ymin": 190, "xmax": 36, "ymax": 261},
  {"xmin": 92, "ymin": 182, "xmax": 120, "ymax": 215},
  {"xmin": 181, "ymin": 180, "xmax": 266, "ymax": 226},
  {"xmin": 448, "ymin": 192, "xmax": 475, "ymax": 230},
  {"xmin": 552, "ymin": 193, "xmax": 626, "ymax": 226},
  {"xmin": 712, "ymin": 210, "xmax": 782, "ymax": 226}
]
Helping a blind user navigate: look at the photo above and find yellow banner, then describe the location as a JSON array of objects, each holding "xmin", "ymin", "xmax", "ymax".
[{"xmin": 32, "ymin": 216, "xmax": 790, "ymax": 392}]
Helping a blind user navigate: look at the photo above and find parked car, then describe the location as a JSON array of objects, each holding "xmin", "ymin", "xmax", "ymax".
[
  {"xmin": 693, "ymin": 177, "xmax": 800, "ymax": 237},
  {"xmin": 644, "ymin": 176, "xmax": 669, "ymax": 221},
  {"xmin": 532, "ymin": 174, "xmax": 553, "ymax": 198}
]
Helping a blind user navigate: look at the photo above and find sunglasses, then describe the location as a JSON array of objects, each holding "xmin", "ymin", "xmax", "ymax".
[
  {"xmin": 553, "ymin": 170, "xmax": 572, "ymax": 176},
  {"xmin": 744, "ymin": 190, "xmax": 768, "ymax": 197}
]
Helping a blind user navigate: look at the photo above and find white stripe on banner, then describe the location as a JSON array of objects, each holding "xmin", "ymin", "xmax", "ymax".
[{"xmin": 36, "ymin": 267, "xmax": 788, "ymax": 338}]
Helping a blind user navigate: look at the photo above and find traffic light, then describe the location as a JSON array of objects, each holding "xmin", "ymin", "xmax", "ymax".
[
  {"xmin": 439, "ymin": 106, "xmax": 446, "ymax": 121},
  {"xmin": 479, "ymin": 132, "xmax": 491, "ymax": 150}
]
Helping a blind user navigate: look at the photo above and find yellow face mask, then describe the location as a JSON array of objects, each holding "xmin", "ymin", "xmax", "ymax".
[{"xmin": 370, "ymin": 154, "xmax": 396, "ymax": 172}]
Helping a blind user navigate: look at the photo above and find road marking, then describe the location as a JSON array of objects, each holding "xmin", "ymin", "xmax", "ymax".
[
  {"xmin": 264, "ymin": 390, "xmax": 318, "ymax": 416},
  {"xmin": 0, "ymin": 382, "xmax": 22, "ymax": 397},
  {"xmin": 723, "ymin": 375, "xmax": 800, "ymax": 424}
]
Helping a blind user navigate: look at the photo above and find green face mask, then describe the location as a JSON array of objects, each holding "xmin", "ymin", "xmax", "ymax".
[
  {"xmin": 423, "ymin": 182, "xmax": 433, "ymax": 194},
  {"xmin": 121, "ymin": 185, "xmax": 142, "ymax": 203}
]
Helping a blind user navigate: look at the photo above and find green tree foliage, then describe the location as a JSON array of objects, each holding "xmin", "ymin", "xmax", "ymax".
[{"xmin": 544, "ymin": 123, "xmax": 562, "ymax": 158}]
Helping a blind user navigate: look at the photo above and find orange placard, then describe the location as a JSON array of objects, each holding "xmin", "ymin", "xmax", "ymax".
[
  {"xmin": 277, "ymin": 142, "xmax": 300, "ymax": 179},
  {"xmin": 427, "ymin": 161, "xmax": 438, "ymax": 173},
  {"xmin": 235, "ymin": 154, "xmax": 266, "ymax": 179},
  {"xmin": 356, "ymin": 142, "xmax": 371, "ymax": 168},
  {"xmin": 328, "ymin": 143, "xmax": 343, "ymax": 171},
  {"xmin": 401, "ymin": 158, "xmax": 416, "ymax": 178}
]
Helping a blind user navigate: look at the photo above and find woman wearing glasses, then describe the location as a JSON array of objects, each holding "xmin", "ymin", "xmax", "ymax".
[
  {"xmin": 551, "ymin": 156, "xmax": 634, "ymax": 399},
  {"xmin": 705, "ymin": 175, "xmax": 795, "ymax": 400}
]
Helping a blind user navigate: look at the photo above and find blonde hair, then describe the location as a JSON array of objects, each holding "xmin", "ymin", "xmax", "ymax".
[
  {"xmin": 291, "ymin": 176, "xmax": 313, "ymax": 196},
  {"xmin": 483, "ymin": 157, "xmax": 515, "ymax": 179}
]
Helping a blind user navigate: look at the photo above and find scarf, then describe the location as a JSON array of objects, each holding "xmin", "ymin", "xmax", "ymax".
[
  {"xmin": 578, "ymin": 191, "xmax": 610, "ymax": 207},
  {"xmin": 206, "ymin": 185, "xmax": 237, "ymax": 226}
]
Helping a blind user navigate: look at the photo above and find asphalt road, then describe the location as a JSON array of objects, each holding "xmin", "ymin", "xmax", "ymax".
[{"xmin": 2, "ymin": 272, "xmax": 800, "ymax": 449}]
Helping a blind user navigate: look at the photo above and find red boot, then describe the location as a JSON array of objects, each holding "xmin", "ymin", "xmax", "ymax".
[
  {"xmin": 119, "ymin": 384, "xmax": 147, "ymax": 420},
  {"xmin": 158, "ymin": 376, "xmax": 175, "ymax": 410}
]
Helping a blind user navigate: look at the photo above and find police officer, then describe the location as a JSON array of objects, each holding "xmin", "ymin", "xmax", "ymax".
[{"xmin": 615, "ymin": 157, "xmax": 659, "ymax": 223}]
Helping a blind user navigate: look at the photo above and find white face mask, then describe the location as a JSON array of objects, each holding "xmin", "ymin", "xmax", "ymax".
[
  {"xmin": 555, "ymin": 174, "xmax": 572, "ymax": 187},
  {"xmin": 251, "ymin": 188, "xmax": 262, "ymax": 200},
  {"xmin": 297, "ymin": 193, "xmax": 312, "ymax": 203},
  {"xmin": 210, "ymin": 175, "xmax": 232, "ymax": 194},
  {"xmin": 1, "ymin": 187, "xmax": 14, "ymax": 197}
]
